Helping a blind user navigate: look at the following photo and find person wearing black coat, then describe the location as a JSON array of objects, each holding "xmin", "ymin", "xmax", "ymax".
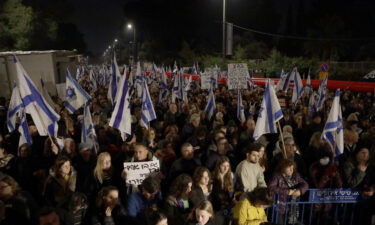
[{"xmin": 0, "ymin": 173, "xmax": 38, "ymax": 224}]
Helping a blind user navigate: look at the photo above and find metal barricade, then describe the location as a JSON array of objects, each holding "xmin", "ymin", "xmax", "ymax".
[{"xmin": 266, "ymin": 189, "xmax": 365, "ymax": 225}]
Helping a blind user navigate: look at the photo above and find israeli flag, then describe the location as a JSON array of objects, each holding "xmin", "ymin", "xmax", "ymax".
[
  {"xmin": 172, "ymin": 70, "xmax": 183, "ymax": 103},
  {"xmin": 159, "ymin": 67, "xmax": 169, "ymax": 102},
  {"xmin": 7, "ymin": 84, "xmax": 23, "ymax": 132},
  {"xmin": 204, "ymin": 87, "xmax": 216, "ymax": 120},
  {"xmin": 109, "ymin": 74, "xmax": 131, "ymax": 141},
  {"xmin": 237, "ymin": 89, "xmax": 246, "ymax": 123},
  {"xmin": 305, "ymin": 71, "xmax": 312, "ymax": 95},
  {"xmin": 141, "ymin": 80, "xmax": 157, "ymax": 128},
  {"xmin": 135, "ymin": 62, "xmax": 144, "ymax": 98},
  {"xmin": 322, "ymin": 90, "xmax": 344, "ymax": 156},
  {"xmin": 14, "ymin": 56, "xmax": 60, "ymax": 137},
  {"xmin": 253, "ymin": 79, "xmax": 283, "ymax": 140},
  {"xmin": 64, "ymin": 70, "xmax": 91, "ymax": 114},
  {"xmin": 39, "ymin": 78, "xmax": 55, "ymax": 110},
  {"xmin": 89, "ymin": 69, "xmax": 97, "ymax": 93},
  {"xmin": 18, "ymin": 108, "xmax": 32, "ymax": 147},
  {"xmin": 291, "ymin": 68, "xmax": 304, "ymax": 105},
  {"xmin": 275, "ymin": 70, "xmax": 292, "ymax": 92},
  {"xmin": 76, "ymin": 66, "xmax": 84, "ymax": 80},
  {"xmin": 247, "ymin": 72, "xmax": 255, "ymax": 89},
  {"xmin": 308, "ymin": 91, "xmax": 317, "ymax": 115},
  {"xmin": 173, "ymin": 61, "xmax": 178, "ymax": 73},
  {"xmin": 316, "ymin": 77, "xmax": 328, "ymax": 111},
  {"xmin": 81, "ymin": 103, "xmax": 98, "ymax": 152},
  {"xmin": 108, "ymin": 55, "xmax": 120, "ymax": 105}
]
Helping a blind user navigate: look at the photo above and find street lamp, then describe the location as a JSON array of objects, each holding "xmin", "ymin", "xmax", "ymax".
[
  {"xmin": 127, "ymin": 23, "xmax": 136, "ymax": 62},
  {"xmin": 222, "ymin": 0, "xmax": 226, "ymax": 59}
]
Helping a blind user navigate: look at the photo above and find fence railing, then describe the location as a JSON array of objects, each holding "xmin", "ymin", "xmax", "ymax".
[{"xmin": 266, "ymin": 188, "xmax": 367, "ymax": 225}]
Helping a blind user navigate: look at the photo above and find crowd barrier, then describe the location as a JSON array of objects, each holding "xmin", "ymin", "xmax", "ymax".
[{"xmin": 265, "ymin": 189, "xmax": 370, "ymax": 225}]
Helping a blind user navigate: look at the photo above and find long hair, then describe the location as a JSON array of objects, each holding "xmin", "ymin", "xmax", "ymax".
[
  {"xmin": 94, "ymin": 152, "xmax": 111, "ymax": 184},
  {"xmin": 52, "ymin": 156, "xmax": 71, "ymax": 178},
  {"xmin": 193, "ymin": 167, "xmax": 211, "ymax": 186},
  {"xmin": 194, "ymin": 200, "xmax": 214, "ymax": 218},
  {"xmin": 0, "ymin": 175, "xmax": 21, "ymax": 195},
  {"xmin": 213, "ymin": 156, "xmax": 233, "ymax": 193},
  {"xmin": 169, "ymin": 174, "xmax": 192, "ymax": 199}
]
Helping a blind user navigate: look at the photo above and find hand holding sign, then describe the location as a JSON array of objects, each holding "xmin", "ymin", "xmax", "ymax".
[{"xmin": 123, "ymin": 160, "xmax": 160, "ymax": 186}]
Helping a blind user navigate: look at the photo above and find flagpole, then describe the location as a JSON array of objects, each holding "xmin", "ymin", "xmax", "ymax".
[{"xmin": 277, "ymin": 121, "xmax": 287, "ymax": 159}]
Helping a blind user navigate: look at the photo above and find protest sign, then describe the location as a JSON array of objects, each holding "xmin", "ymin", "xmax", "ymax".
[
  {"xmin": 227, "ymin": 63, "xmax": 249, "ymax": 90},
  {"xmin": 200, "ymin": 71, "xmax": 211, "ymax": 90},
  {"xmin": 123, "ymin": 160, "xmax": 160, "ymax": 185}
]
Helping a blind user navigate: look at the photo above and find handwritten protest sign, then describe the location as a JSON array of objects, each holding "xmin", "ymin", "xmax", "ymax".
[
  {"xmin": 200, "ymin": 71, "xmax": 211, "ymax": 90},
  {"xmin": 227, "ymin": 63, "xmax": 249, "ymax": 90},
  {"xmin": 123, "ymin": 160, "xmax": 160, "ymax": 185}
]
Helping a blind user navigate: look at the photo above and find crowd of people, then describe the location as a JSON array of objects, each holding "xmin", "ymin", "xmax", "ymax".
[{"xmin": 0, "ymin": 69, "xmax": 374, "ymax": 225}]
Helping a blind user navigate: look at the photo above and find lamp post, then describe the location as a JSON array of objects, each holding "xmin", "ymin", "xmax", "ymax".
[
  {"xmin": 127, "ymin": 23, "xmax": 136, "ymax": 62},
  {"xmin": 222, "ymin": 0, "xmax": 226, "ymax": 59}
]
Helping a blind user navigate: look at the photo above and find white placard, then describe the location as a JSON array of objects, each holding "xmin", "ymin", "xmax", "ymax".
[
  {"xmin": 123, "ymin": 160, "xmax": 160, "ymax": 185},
  {"xmin": 200, "ymin": 71, "xmax": 211, "ymax": 90},
  {"xmin": 227, "ymin": 63, "xmax": 249, "ymax": 90}
]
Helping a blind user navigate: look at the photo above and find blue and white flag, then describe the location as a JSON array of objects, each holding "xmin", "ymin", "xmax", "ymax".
[
  {"xmin": 183, "ymin": 74, "xmax": 193, "ymax": 103},
  {"xmin": 76, "ymin": 66, "xmax": 84, "ymax": 80},
  {"xmin": 275, "ymin": 70, "xmax": 292, "ymax": 92},
  {"xmin": 159, "ymin": 67, "xmax": 169, "ymax": 102},
  {"xmin": 7, "ymin": 84, "xmax": 23, "ymax": 132},
  {"xmin": 204, "ymin": 87, "xmax": 216, "ymax": 120},
  {"xmin": 81, "ymin": 103, "xmax": 98, "ymax": 152},
  {"xmin": 308, "ymin": 91, "xmax": 317, "ymax": 116},
  {"xmin": 305, "ymin": 70, "xmax": 312, "ymax": 95},
  {"xmin": 172, "ymin": 70, "xmax": 183, "ymax": 103},
  {"xmin": 39, "ymin": 78, "xmax": 55, "ymax": 110},
  {"xmin": 135, "ymin": 62, "xmax": 144, "ymax": 98},
  {"xmin": 108, "ymin": 55, "xmax": 120, "ymax": 105},
  {"xmin": 64, "ymin": 70, "xmax": 91, "ymax": 114},
  {"xmin": 14, "ymin": 56, "xmax": 60, "ymax": 137},
  {"xmin": 89, "ymin": 69, "xmax": 97, "ymax": 92},
  {"xmin": 247, "ymin": 72, "xmax": 255, "ymax": 89},
  {"xmin": 253, "ymin": 79, "xmax": 283, "ymax": 140},
  {"xmin": 141, "ymin": 80, "xmax": 157, "ymax": 128},
  {"xmin": 18, "ymin": 108, "xmax": 32, "ymax": 147},
  {"xmin": 237, "ymin": 89, "xmax": 246, "ymax": 123},
  {"xmin": 109, "ymin": 74, "xmax": 131, "ymax": 141},
  {"xmin": 173, "ymin": 61, "xmax": 178, "ymax": 73},
  {"xmin": 316, "ymin": 77, "xmax": 328, "ymax": 111},
  {"xmin": 291, "ymin": 68, "xmax": 304, "ymax": 105},
  {"xmin": 322, "ymin": 90, "xmax": 344, "ymax": 156}
]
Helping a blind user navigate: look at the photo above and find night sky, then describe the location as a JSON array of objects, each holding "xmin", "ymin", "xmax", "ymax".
[{"xmin": 66, "ymin": 0, "xmax": 375, "ymax": 58}]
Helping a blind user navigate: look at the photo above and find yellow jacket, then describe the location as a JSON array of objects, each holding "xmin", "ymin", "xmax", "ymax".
[{"xmin": 233, "ymin": 199, "xmax": 268, "ymax": 225}]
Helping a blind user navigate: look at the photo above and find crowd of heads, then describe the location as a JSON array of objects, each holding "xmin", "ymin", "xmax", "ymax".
[{"xmin": 0, "ymin": 70, "xmax": 374, "ymax": 225}]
